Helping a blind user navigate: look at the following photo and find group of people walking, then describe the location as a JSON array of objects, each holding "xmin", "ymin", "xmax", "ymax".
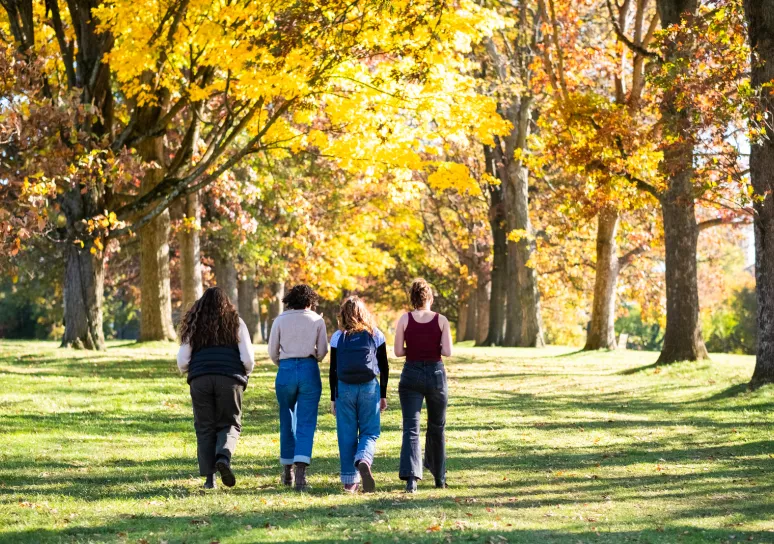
[{"xmin": 176, "ymin": 278, "xmax": 453, "ymax": 494}]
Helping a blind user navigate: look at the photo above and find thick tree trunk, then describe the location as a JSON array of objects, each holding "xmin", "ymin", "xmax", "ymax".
[
  {"xmin": 61, "ymin": 203, "xmax": 105, "ymax": 351},
  {"xmin": 655, "ymin": 0, "xmax": 707, "ymax": 364},
  {"xmin": 657, "ymin": 189, "xmax": 707, "ymax": 363},
  {"xmin": 743, "ymin": 0, "xmax": 774, "ymax": 388},
  {"xmin": 584, "ymin": 207, "xmax": 620, "ymax": 350},
  {"xmin": 238, "ymin": 275, "xmax": 259, "ymax": 342},
  {"xmin": 267, "ymin": 282, "xmax": 284, "ymax": 338},
  {"xmin": 137, "ymin": 103, "xmax": 175, "ymax": 342},
  {"xmin": 179, "ymin": 191, "xmax": 202, "ymax": 313},
  {"xmin": 497, "ymin": 97, "xmax": 544, "ymax": 348},
  {"xmin": 457, "ymin": 294, "xmax": 470, "ymax": 343},
  {"xmin": 484, "ymin": 146, "xmax": 507, "ymax": 346},
  {"xmin": 474, "ymin": 277, "xmax": 490, "ymax": 345},
  {"xmin": 46, "ymin": 0, "xmax": 112, "ymax": 351},
  {"xmin": 214, "ymin": 253, "xmax": 238, "ymax": 306},
  {"xmin": 464, "ymin": 288, "xmax": 478, "ymax": 342},
  {"xmin": 504, "ymin": 243, "xmax": 522, "ymax": 346}
]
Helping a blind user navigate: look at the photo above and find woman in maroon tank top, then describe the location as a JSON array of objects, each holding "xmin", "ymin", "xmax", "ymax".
[{"xmin": 393, "ymin": 278, "xmax": 453, "ymax": 493}]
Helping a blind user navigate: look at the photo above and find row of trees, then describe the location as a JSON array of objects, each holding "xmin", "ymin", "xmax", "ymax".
[{"xmin": 0, "ymin": 0, "xmax": 772, "ymax": 387}]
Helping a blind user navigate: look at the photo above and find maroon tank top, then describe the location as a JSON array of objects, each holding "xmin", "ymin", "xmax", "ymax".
[{"xmin": 404, "ymin": 312, "xmax": 443, "ymax": 362}]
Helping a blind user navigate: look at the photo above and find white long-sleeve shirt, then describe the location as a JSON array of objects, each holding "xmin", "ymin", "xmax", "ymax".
[{"xmin": 177, "ymin": 317, "xmax": 255, "ymax": 375}]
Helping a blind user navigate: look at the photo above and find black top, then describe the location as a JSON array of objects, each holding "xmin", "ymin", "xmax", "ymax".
[
  {"xmin": 329, "ymin": 343, "xmax": 389, "ymax": 400},
  {"xmin": 188, "ymin": 345, "xmax": 248, "ymax": 387}
]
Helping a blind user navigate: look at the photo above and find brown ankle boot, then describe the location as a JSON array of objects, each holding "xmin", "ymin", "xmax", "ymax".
[
  {"xmin": 282, "ymin": 464, "xmax": 294, "ymax": 487},
  {"xmin": 294, "ymin": 463, "xmax": 309, "ymax": 491}
]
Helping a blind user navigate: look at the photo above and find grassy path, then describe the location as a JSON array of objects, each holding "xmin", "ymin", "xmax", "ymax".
[{"xmin": 0, "ymin": 341, "xmax": 772, "ymax": 543}]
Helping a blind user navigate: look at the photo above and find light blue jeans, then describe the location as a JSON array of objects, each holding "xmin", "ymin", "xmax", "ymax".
[
  {"xmin": 275, "ymin": 358, "xmax": 322, "ymax": 465},
  {"xmin": 335, "ymin": 378, "xmax": 381, "ymax": 484}
]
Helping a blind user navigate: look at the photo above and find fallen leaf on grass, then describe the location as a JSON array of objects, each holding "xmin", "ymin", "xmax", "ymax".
[
  {"xmin": 426, "ymin": 524, "xmax": 442, "ymax": 532},
  {"xmin": 374, "ymin": 510, "xmax": 385, "ymax": 514}
]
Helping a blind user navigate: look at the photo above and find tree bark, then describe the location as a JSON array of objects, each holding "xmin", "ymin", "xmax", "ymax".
[
  {"xmin": 267, "ymin": 282, "xmax": 285, "ymax": 338},
  {"xmin": 496, "ymin": 97, "xmax": 544, "ymax": 348},
  {"xmin": 61, "ymin": 188, "xmax": 105, "ymax": 350},
  {"xmin": 137, "ymin": 123, "xmax": 176, "ymax": 342},
  {"xmin": 464, "ymin": 287, "xmax": 478, "ymax": 342},
  {"xmin": 179, "ymin": 191, "xmax": 202, "ymax": 313},
  {"xmin": 238, "ymin": 274, "xmax": 259, "ymax": 342},
  {"xmin": 655, "ymin": 0, "xmax": 707, "ymax": 364},
  {"xmin": 584, "ymin": 207, "xmax": 620, "ymax": 350},
  {"xmin": 743, "ymin": 0, "xmax": 774, "ymax": 388},
  {"xmin": 483, "ymin": 146, "xmax": 507, "ymax": 346},
  {"xmin": 214, "ymin": 253, "xmax": 238, "ymax": 306},
  {"xmin": 457, "ymin": 292, "xmax": 470, "ymax": 343},
  {"xmin": 474, "ymin": 276, "xmax": 490, "ymax": 345}
]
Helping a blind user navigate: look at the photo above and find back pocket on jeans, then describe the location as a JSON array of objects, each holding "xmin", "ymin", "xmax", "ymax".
[{"xmin": 433, "ymin": 369, "xmax": 445, "ymax": 390}]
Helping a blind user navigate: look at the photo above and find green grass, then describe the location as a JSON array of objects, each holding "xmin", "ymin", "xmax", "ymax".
[{"xmin": 0, "ymin": 340, "xmax": 773, "ymax": 544}]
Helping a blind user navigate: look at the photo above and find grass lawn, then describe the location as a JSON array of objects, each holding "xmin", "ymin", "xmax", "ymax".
[{"xmin": 0, "ymin": 340, "xmax": 772, "ymax": 544}]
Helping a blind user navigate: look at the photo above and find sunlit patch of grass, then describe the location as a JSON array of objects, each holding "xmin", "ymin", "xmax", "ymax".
[{"xmin": 0, "ymin": 340, "xmax": 772, "ymax": 543}]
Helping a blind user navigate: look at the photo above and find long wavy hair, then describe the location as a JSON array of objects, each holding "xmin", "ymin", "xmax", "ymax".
[
  {"xmin": 179, "ymin": 287, "xmax": 240, "ymax": 352},
  {"xmin": 338, "ymin": 296, "xmax": 375, "ymax": 336}
]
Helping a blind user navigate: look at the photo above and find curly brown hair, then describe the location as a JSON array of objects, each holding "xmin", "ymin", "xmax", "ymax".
[
  {"xmin": 338, "ymin": 296, "xmax": 375, "ymax": 335},
  {"xmin": 179, "ymin": 287, "xmax": 240, "ymax": 352},
  {"xmin": 282, "ymin": 284, "xmax": 319, "ymax": 311},
  {"xmin": 410, "ymin": 278, "xmax": 433, "ymax": 309}
]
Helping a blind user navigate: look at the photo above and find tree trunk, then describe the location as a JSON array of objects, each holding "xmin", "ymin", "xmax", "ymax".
[
  {"xmin": 584, "ymin": 207, "xmax": 620, "ymax": 350},
  {"xmin": 504, "ymin": 242, "xmax": 522, "ymax": 346},
  {"xmin": 484, "ymin": 146, "xmax": 507, "ymax": 346},
  {"xmin": 267, "ymin": 282, "xmax": 285, "ymax": 338},
  {"xmin": 497, "ymin": 95, "xmax": 544, "ymax": 348},
  {"xmin": 655, "ymin": 0, "xmax": 707, "ymax": 364},
  {"xmin": 743, "ymin": 0, "xmax": 774, "ymax": 388},
  {"xmin": 61, "ymin": 208, "xmax": 105, "ymax": 350},
  {"xmin": 179, "ymin": 191, "xmax": 203, "ymax": 313},
  {"xmin": 457, "ymin": 293, "xmax": 470, "ymax": 343},
  {"xmin": 238, "ymin": 274, "xmax": 259, "ymax": 342},
  {"xmin": 137, "ymin": 103, "xmax": 175, "ymax": 342},
  {"xmin": 474, "ymin": 276, "xmax": 490, "ymax": 346},
  {"xmin": 214, "ymin": 253, "xmax": 238, "ymax": 306},
  {"xmin": 464, "ymin": 287, "xmax": 478, "ymax": 341},
  {"xmin": 657, "ymin": 189, "xmax": 708, "ymax": 362}
]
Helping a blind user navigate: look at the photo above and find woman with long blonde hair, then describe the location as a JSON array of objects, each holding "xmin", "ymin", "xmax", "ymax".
[{"xmin": 329, "ymin": 296, "xmax": 389, "ymax": 493}]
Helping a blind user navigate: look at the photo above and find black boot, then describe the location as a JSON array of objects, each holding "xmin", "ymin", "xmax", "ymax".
[
  {"xmin": 204, "ymin": 474, "xmax": 216, "ymax": 489},
  {"xmin": 282, "ymin": 464, "xmax": 295, "ymax": 487},
  {"xmin": 434, "ymin": 477, "xmax": 447, "ymax": 489},
  {"xmin": 405, "ymin": 476, "xmax": 417, "ymax": 494},
  {"xmin": 215, "ymin": 458, "xmax": 236, "ymax": 488},
  {"xmin": 294, "ymin": 462, "xmax": 309, "ymax": 491}
]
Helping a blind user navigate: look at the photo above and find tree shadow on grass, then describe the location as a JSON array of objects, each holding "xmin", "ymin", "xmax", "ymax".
[
  {"xmin": 2, "ymin": 508, "xmax": 774, "ymax": 544},
  {"xmin": 700, "ymin": 383, "xmax": 751, "ymax": 402}
]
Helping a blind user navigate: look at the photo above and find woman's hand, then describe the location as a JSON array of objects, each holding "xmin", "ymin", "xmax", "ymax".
[
  {"xmin": 380, "ymin": 398, "xmax": 387, "ymax": 412},
  {"xmin": 331, "ymin": 401, "xmax": 336, "ymax": 416}
]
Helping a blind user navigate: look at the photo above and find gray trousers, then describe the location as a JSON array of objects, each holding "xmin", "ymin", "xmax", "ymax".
[{"xmin": 189, "ymin": 374, "xmax": 244, "ymax": 476}]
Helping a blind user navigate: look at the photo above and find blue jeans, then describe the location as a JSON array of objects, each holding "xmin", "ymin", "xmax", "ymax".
[
  {"xmin": 275, "ymin": 358, "xmax": 322, "ymax": 465},
  {"xmin": 398, "ymin": 361, "xmax": 447, "ymax": 481},
  {"xmin": 335, "ymin": 378, "xmax": 381, "ymax": 484}
]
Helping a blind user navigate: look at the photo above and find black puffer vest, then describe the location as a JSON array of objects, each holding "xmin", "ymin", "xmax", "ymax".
[{"xmin": 187, "ymin": 345, "xmax": 248, "ymax": 387}]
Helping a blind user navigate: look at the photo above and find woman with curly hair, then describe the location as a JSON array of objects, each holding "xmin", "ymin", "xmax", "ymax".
[
  {"xmin": 268, "ymin": 284, "xmax": 328, "ymax": 491},
  {"xmin": 329, "ymin": 296, "xmax": 389, "ymax": 493},
  {"xmin": 177, "ymin": 286, "xmax": 255, "ymax": 489},
  {"xmin": 393, "ymin": 278, "xmax": 453, "ymax": 493}
]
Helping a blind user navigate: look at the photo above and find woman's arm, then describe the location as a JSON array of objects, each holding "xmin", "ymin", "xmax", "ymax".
[
  {"xmin": 376, "ymin": 343, "xmax": 389, "ymax": 398},
  {"xmin": 176, "ymin": 343, "xmax": 191, "ymax": 374},
  {"xmin": 238, "ymin": 318, "xmax": 255, "ymax": 375},
  {"xmin": 440, "ymin": 315, "xmax": 453, "ymax": 357},
  {"xmin": 268, "ymin": 317, "xmax": 281, "ymax": 365},
  {"xmin": 329, "ymin": 347, "xmax": 338, "ymax": 401},
  {"xmin": 315, "ymin": 319, "xmax": 329, "ymax": 361},
  {"xmin": 393, "ymin": 314, "xmax": 407, "ymax": 357}
]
